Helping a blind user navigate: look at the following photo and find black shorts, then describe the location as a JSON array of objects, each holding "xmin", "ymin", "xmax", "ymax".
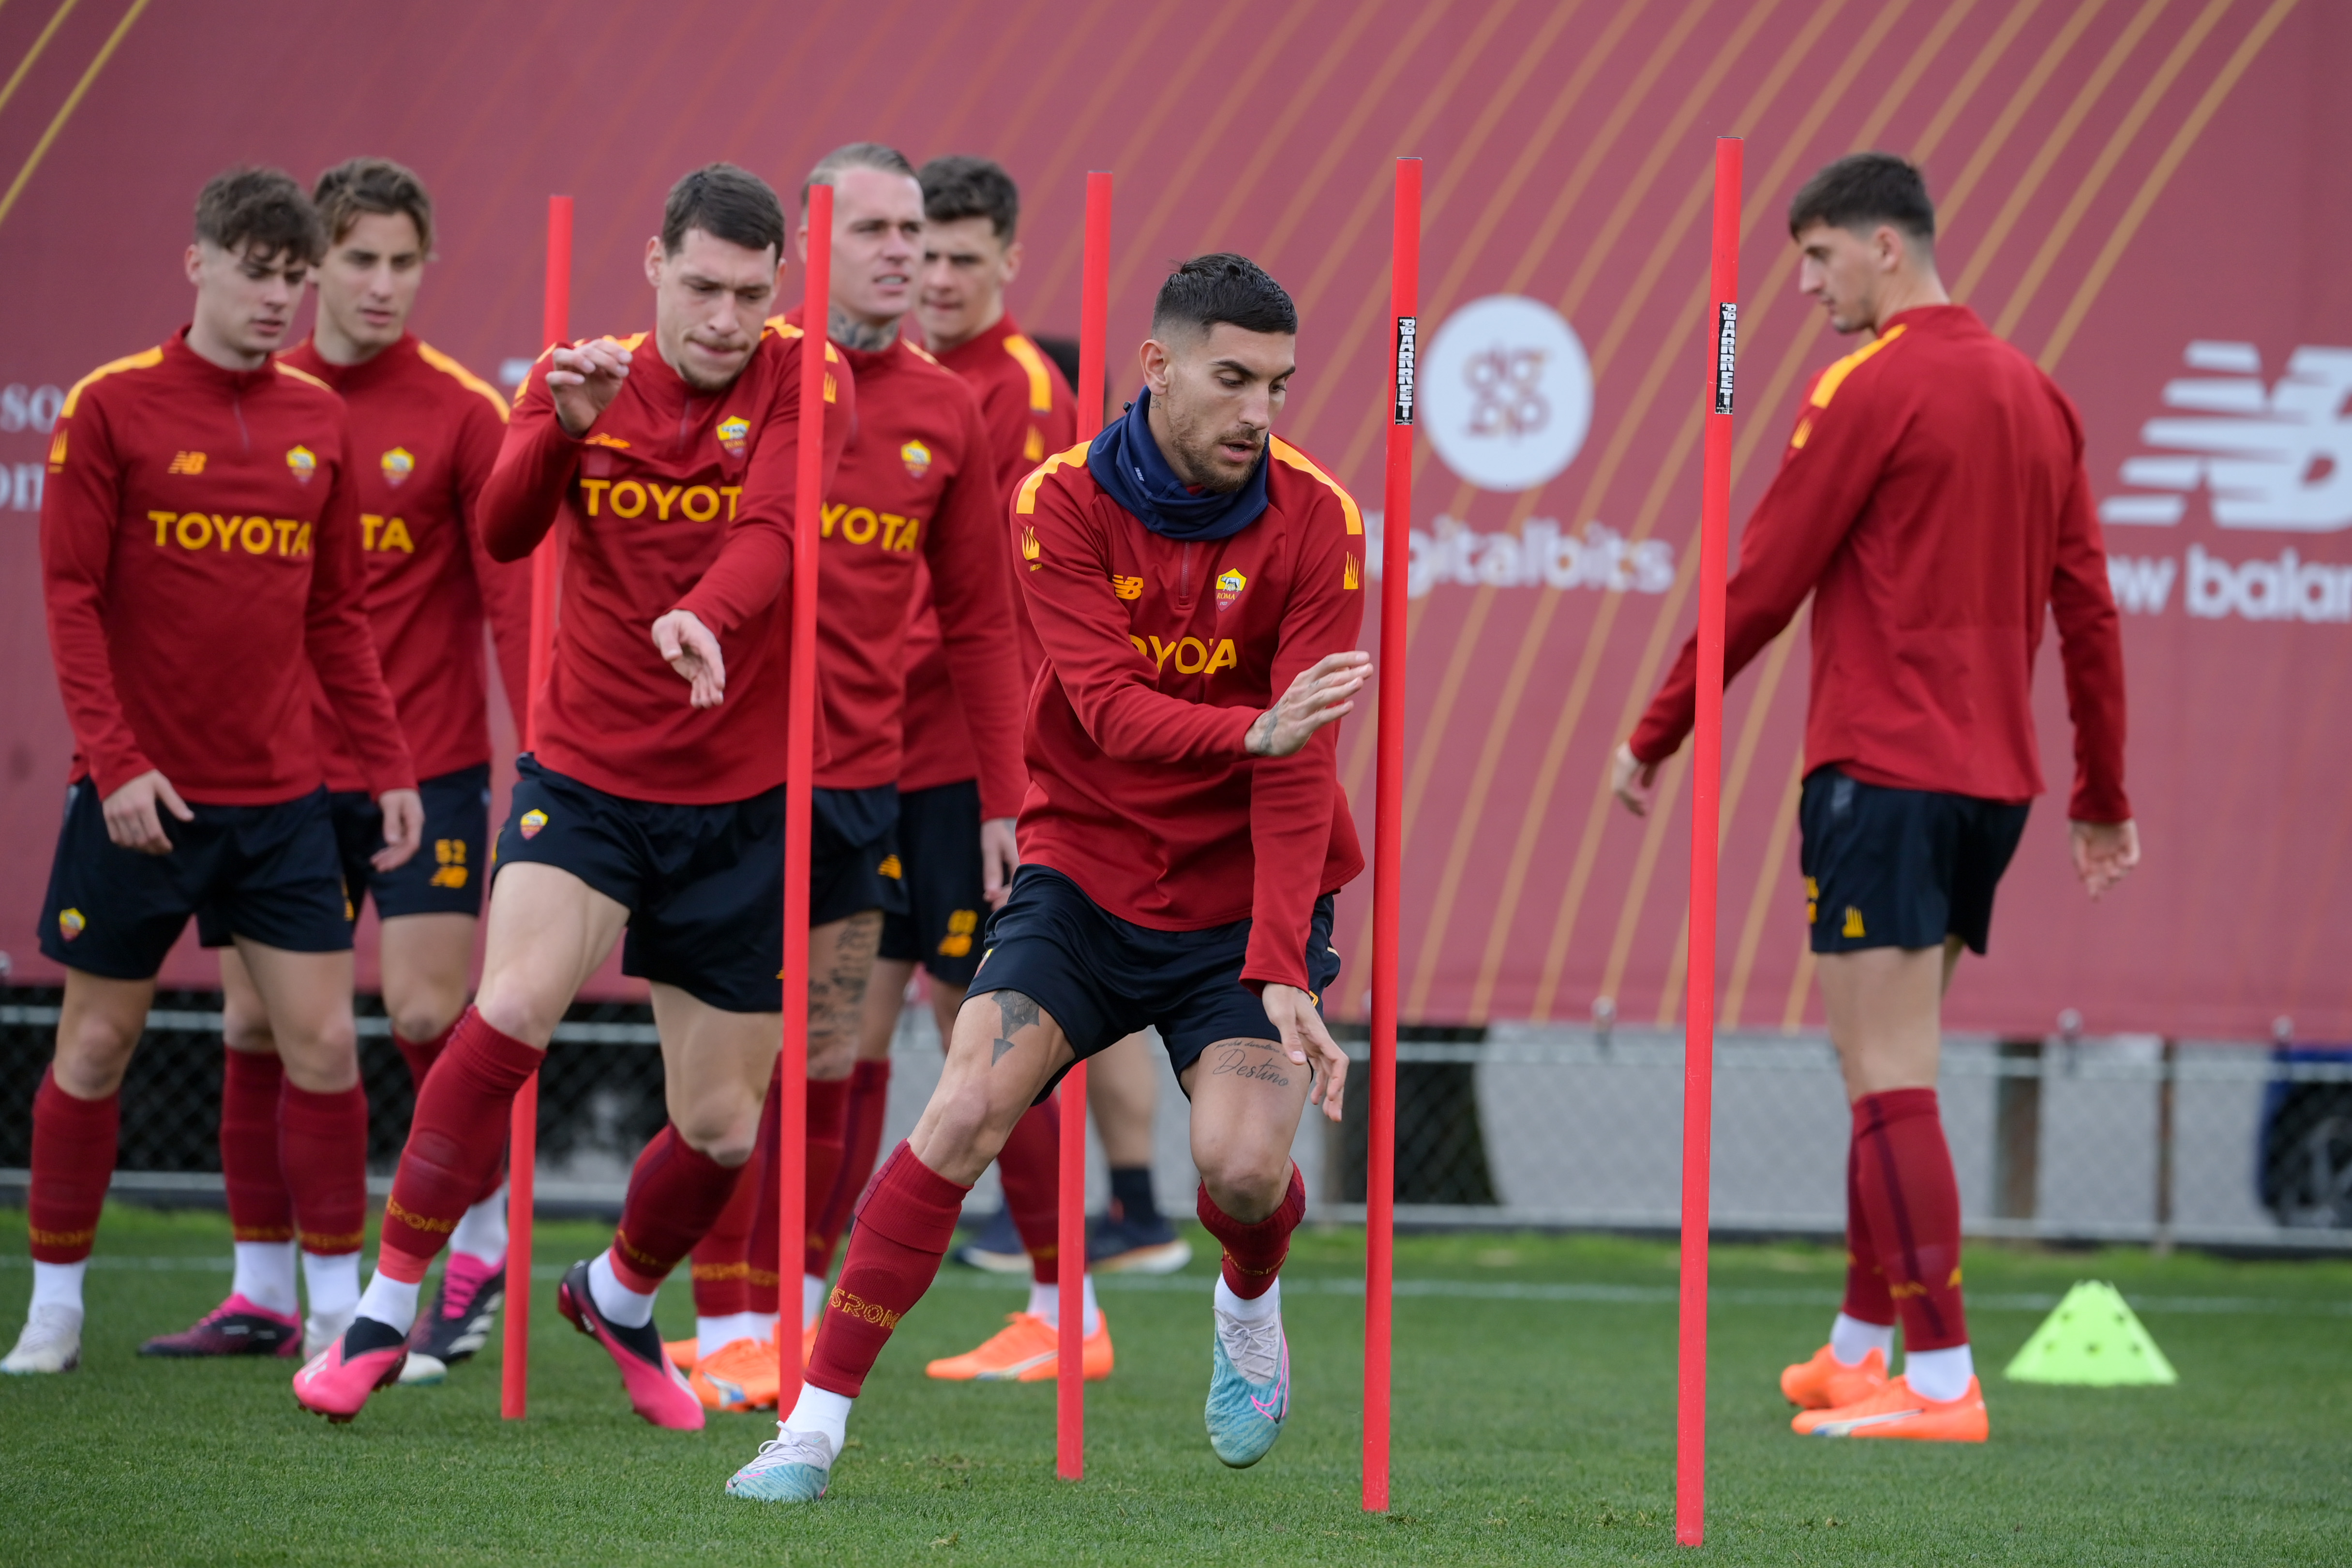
[
  {"xmin": 968, "ymin": 865, "xmax": 1342, "ymax": 1092},
  {"xmin": 878, "ymin": 779, "xmax": 985, "ymax": 985},
  {"xmin": 1798, "ymin": 766, "xmax": 2031, "ymax": 956},
  {"xmin": 810, "ymin": 784, "xmax": 906, "ymax": 927},
  {"xmin": 37, "ymin": 781, "xmax": 351, "ymax": 980},
  {"xmin": 492, "ymin": 756, "xmax": 785, "ymax": 1014},
  {"xmin": 321, "ymin": 763, "xmax": 492, "ymax": 925}
]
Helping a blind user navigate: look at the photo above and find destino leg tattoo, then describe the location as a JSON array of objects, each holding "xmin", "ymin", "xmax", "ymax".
[
  {"xmin": 1206, "ymin": 1039, "xmax": 1291, "ymax": 1089},
  {"xmin": 991, "ymin": 991, "xmax": 1041, "ymax": 1063}
]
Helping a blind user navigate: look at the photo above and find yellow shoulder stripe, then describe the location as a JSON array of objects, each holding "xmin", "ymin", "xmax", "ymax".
[
  {"xmin": 60, "ymin": 347, "xmax": 164, "ymax": 419},
  {"xmin": 417, "ymin": 341, "xmax": 510, "ymax": 422},
  {"xmin": 1267, "ymin": 436, "xmax": 1363, "ymax": 535},
  {"xmin": 1004, "ymin": 333, "xmax": 1055, "ymax": 415},
  {"xmin": 1016, "ymin": 439, "xmax": 1092, "ymax": 516},
  {"xmin": 1807, "ymin": 322, "xmax": 1908, "ymax": 410},
  {"xmin": 274, "ymin": 361, "xmax": 334, "ymax": 393},
  {"xmin": 762, "ymin": 318, "xmax": 843, "ymax": 362},
  {"xmin": 904, "ymin": 340, "xmax": 941, "ymax": 367}
]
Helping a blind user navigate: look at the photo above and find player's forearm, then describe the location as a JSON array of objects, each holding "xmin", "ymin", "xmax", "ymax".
[
  {"xmin": 674, "ymin": 522, "xmax": 790, "ymax": 637},
  {"xmin": 307, "ymin": 615, "xmax": 417, "ymax": 795},
  {"xmin": 45, "ymin": 617, "xmax": 151, "ymax": 794},
  {"xmin": 478, "ymin": 415, "xmax": 579, "ymax": 563},
  {"xmin": 1072, "ymin": 679, "xmax": 1258, "ymax": 765},
  {"xmin": 1238, "ymin": 743, "xmax": 1338, "ymax": 993}
]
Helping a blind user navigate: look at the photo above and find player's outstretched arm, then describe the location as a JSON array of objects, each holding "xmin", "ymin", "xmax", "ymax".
[
  {"xmin": 1245, "ymin": 651, "xmax": 1371, "ymax": 758},
  {"xmin": 1262, "ymin": 983, "xmax": 1348, "ymax": 1122},
  {"xmin": 2069, "ymin": 818, "xmax": 2140, "ymax": 900},
  {"xmin": 650, "ymin": 609, "xmax": 726, "ymax": 708}
]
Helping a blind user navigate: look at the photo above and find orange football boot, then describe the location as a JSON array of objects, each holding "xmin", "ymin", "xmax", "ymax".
[
  {"xmin": 1780, "ymin": 1344, "xmax": 1889, "ymax": 1410},
  {"xmin": 924, "ymin": 1311, "xmax": 1113, "ymax": 1382},
  {"xmin": 664, "ymin": 1335, "xmax": 701, "ymax": 1374},
  {"xmin": 689, "ymin": 1336, "xmax": 780, "ymax": 1412},
  {"xmin": 1793, "ymin": 1374, "xmax": 1988, "ymax": 1441}
]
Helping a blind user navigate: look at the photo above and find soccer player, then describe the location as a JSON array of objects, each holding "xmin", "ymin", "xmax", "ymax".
[
  {"xmin": 728, "ymin": 254, "xmax": 1372, "ymax": 1501},
  {"xmin": 1613, "ymin": 154, "xmax": 2137, "ymax": 1443},
  {"xmin": 291, "ymin": 164, "xmax": 850, "ymax": 1427},
  {"xmin": 5, "ymin": 168, "xmax": 419, "ymax": 1376},
  {"xmin": 137, "ymin": 159, "xmax": 530, "ymax": 1374},
  {"xmin": 673, "ymin": 143, "xmax": 1027, "ymax": 1414}
]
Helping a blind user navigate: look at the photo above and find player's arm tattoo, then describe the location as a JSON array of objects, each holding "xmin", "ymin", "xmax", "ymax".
[
  {"xmin": 991, "ymin": 990, "xmax": 1041, "ymax": 1063},
  {"xmin": 1207, "ymin": 1039, "xmax": 1290, "ymax": 1088}
]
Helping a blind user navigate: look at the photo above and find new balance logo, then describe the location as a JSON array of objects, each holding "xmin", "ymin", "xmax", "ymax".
[
  {"xmin": 2100, "ymin": 341, "xmax": 2352, "ymax": 531},
  {"xmin": 166, "ymin": 450, "xmax": 206, "ymax": 474}
]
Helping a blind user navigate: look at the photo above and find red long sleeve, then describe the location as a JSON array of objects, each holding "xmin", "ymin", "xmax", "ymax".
[
  {"xmin": 41, "ymin": 365, "xmax": 150, "ymax": 796},
  {"xmin": 922, "ymin": 385, "xmax": 1033, "ymax": 819},
  {"xmin": 300, "ymin": 454, "xmax": 414, "ymax": 798}
]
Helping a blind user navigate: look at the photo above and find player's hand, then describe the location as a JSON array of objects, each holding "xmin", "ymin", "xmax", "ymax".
[
  {"xmin": 372, "ymin": 788, "xmax": 424, "ymax": 873},
  {"xmin": 979, "ymin": 817, "xmax": 1019, "ymax": 908},
  {"xmin": 545, "ymin": 336, "xmax": 633, "ymax": 438},
  {"xmin": 1246, "ymin": 651, "xmax": 1371, "ymax": 758},
  {"xmin": 1611, "ymin": 741, "xmax": 1661, "ymax": 817},
  {"xmin": 2069, "ymin": 818, "xmax": 2140, "ymax": 900},
  {"xmin": 102, "ymin": 770, "xmax": 194, "ymax": 855},
  {"xmin": 1263, "ymin": 983, "xmax": 1349, "ymax": 1123},
  {"xmin": 651, "ymin": 609, "xmax": 726, "ymax": 708}
]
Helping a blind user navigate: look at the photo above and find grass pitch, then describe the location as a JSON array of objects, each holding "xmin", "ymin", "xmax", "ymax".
[{"xmin": 2, "ymin": 1206, "xmax": 2347, "ymax": 1566}]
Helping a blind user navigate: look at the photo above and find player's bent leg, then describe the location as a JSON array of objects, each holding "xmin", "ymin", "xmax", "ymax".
[{"xmin": 1089, "ymin": 1033, "xmax": 1188, "ymax": 1273}]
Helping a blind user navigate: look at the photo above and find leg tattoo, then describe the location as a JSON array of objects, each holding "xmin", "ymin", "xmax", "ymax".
[
  {"xmin": 1205, "ymin": 1039, "xmax": 1291, "ymax": 1089},
  {"xmin": 991, "ymin": 992, "xmax": 1041, "ymax": 1063}
]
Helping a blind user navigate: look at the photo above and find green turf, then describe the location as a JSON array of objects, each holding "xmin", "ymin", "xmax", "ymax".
[{"xmin": 2, "ymin": 1207, "xmax": 2347, "ymax": 1565}]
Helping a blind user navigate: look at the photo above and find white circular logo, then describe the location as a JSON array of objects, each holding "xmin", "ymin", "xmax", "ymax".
[{"xmin": 1421, "ymin": 295, "xmax": 1593, "ymax": 493}]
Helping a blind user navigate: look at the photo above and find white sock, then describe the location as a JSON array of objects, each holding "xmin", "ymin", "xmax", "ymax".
[
  {"xmin": 449, "ymin": 1190, "xmax": 509, "ymax": 1267},
  {"xmin": 301, "ymin": 1251, "xmax": 361, "ymax": 1324},
  {"xmin": 1903, "ymin": 1343, "xmax": 1974, "ymax": 1403},
  {"xmin": 803, "ymin": 1272, "xmax": 827, "ymax": 1331},
  {"xmin": 781, "ymin": 1384, "xmax": 854, "ymax": 1453},
  {"xmin": 356, "ymin": 1269, "xmax": 421, "ymax": 1336},
  {"xmin": 29, "ymin": 1259, "xmax": 87, "ymax": 1316},
  {"xmin": 1027, "ymin": 1275, "xmax": 1101, "ymax": 1335},
  {"xmin": 1829, "ymin": 1312, "xmax": 1895, "ymax": 1367},
  {"xmin": 587, "ymin": 1251, "xmax": 655, "ymax": 1329},
  {"xmin": 698, "ymin": 1311, "xmax": 776, "ymax": 1359},
  {"xmin": 1213, "ymin": 1275, "xmax": 1279, "ymax": 1325},
  {"xmin": 231, "ymin": 1240, "xmax": 299, "ymax": 1316}
]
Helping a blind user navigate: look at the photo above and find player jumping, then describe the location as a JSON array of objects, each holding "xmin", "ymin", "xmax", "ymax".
[
  {"xmin": 729, "ymin": 253, "xmax": 1372, "ymax": 1501},
  {"xmin": 291, "ymin": 164, "xmax": 850, "ymax": 1427},
  {"xmin": 1615, "ymin": 154, "xmax": 2137, "ymax": 1443},
  {"xmin": 7, "ymin": 168, "xmax": 419, "ymax": 1375}
]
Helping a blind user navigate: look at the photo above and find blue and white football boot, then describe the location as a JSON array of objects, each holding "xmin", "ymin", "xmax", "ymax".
[{"xmin": 1205, "ymin": 1298, "xmax": 1289, "ymax": 1467}]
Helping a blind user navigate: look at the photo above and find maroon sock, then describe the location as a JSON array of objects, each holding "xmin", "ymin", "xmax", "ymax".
[
  {"xmin": 1198, "ymin": 1165, "xmax": 1306, "ymax": 1300},
  {"xmin": 392, "ymin": 1020, "xmax": 455, "ymax": 1095},
  {"xmin": 1841, "ymin": 1114, "xmax": 1894, "ymax": 1328},
  {"xmin": 806, "ymin": 1141, "xmax": 969, "ymax": 1397},
  {"xmin": 28, "ymin": 1068, "xmax": 117, "ymax": 1264},
  {"xmin": 996, "ymin": 1095, "xmax": 1064, "ymax": 1284},
  {"xmin": 747, "ymin": 1067, "xmax": 783, "ymax": 1316},
  {"xmin": 748, "ymin": 1074, "xmax": 851, "ymax": 1306},
  {"xmin": 1852, "ymin": 1088, "xmax": 1968, "ymax": 1351},
  {"xmin": 806, "ymin": 1058, "xmax": 891, "ymax": 1279},
  {"xmin": 691, "ymin": 1156, "xmax": 762, "ymax": 1316},
  {"xmin": 609, "ymin": 1123, "xmax": 748, "ymax": 1294},
  {"xmin": 220, "ymin": 1050, "xmax": 294, "ymax": 1244},
  {"xmin": 281, "ymin": 1081, "xmax": 369, "ymax": 1256},
  {"xmin": 378, "ymin": 1006, "xmax": 541, "ymax": 1280}
]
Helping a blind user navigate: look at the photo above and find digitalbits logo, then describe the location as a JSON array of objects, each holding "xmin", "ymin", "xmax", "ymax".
[{"xmin": 1421, "ymin": 296, "xmax": 1593, "ymax": 493}]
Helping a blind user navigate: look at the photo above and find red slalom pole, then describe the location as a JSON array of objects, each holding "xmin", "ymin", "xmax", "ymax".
[
  {"xmin": 777, "ymin": 182, "xmax": 833, "ymax": 1411},
  {"xmin": 1364, "ymin": 156, "xmax": 1418, "ymax": 1515},
  {"xmin": 1058, "ymin": 168, "xmax": 1111, "ymax": 1484},
  {"xmin": 1675, "ymin": 136, "xmax": 1740, "ymax": 1549},
  {"xmin": 503, "ymin": 192, "xmax": 570, "ymax": 1422}
]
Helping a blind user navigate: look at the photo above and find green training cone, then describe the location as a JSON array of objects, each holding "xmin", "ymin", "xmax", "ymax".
[{"xmin": 2004, "ymin": 1281, "xmax": 2178, "ymax": 1386}]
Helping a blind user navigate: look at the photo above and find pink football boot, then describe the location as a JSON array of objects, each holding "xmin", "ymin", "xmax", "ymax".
[
  {"xmin": 556, "ymin": 1259, "xmax": 704, "ymax": 1431},
  {"xmin": 292, "ymin": 1317, "xmax": 409, "ymax": 1422}
]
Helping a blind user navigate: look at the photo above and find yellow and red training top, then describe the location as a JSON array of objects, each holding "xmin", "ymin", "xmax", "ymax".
[
  {"xmin": 899, "ymin": 311, "xmax": 1076, "ymax": 798},
  {"xmin": 41, "ymin": 328, "xmax": 414, "ymax": 804},
  {"xmin": 479, "ymin": 321, "xmax": 851, "ymax": 805},
  {"xmin": 282, "ymin": 334, "xmax": 531, "ymax": 789},
  {"xmin": 1015, "ymin": 432, "xmax": 1366, "ymax": 994}
]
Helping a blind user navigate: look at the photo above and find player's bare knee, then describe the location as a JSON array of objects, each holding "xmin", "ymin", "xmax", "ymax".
[
  {"xmin": 51, "ymin": 1021, "xmax": 139, "ymax": 1099},
  {"xmin": 221, "ymin": 1003, "xmax": 274, "ymax": 1055},
  {"xmin": 1198, "ymin": 1154, "xmax": 1289, "ymax": 1223}
]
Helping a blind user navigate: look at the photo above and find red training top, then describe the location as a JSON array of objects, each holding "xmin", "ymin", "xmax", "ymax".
[
  {"xmin": 42, "ymin": 329, "xmax": 414, "ymax": 804},
  {"xmin": 479, "ymin": 320, "xmax": 851, "ymax": 805},
  {"xmin": 791, "ymin": 311, "xmax": 1026, "ymax": 818},
  {"xmin": 899, "ymin": 312, "xmax": 1077, "ymax": 796},
  {"xmin": 282, "ymin": 334, "xmax": 532, "ymax": 789},
  {"xmin": 1631, "ymin": 305, "xmax": 2130, "ymax": 822},
  {"xmin": 1016, "ymin": 435, "xmax": 1367, "ymax": 992}
]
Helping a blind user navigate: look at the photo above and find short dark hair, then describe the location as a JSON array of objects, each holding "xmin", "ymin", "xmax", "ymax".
[
  {"xmin": 194, "ymin": 167, "xmax": 325, "ymax": 265},
  {"xmin": 801, "ymin": 142, "xmax": 916, "ymax": 211},
  {"xmin": 1787, "ymin": 152, "xmax": 1935, "ymax": 245},
  {"xmin": 1152, "ymin": 253, "xmax": 1297, "ymax": 340},
  {"xmin": 313, "ymin": 157, "xmax": 434, "ymax": 253},
  {"xmin": 662, "ymin": 163, "xmax": 785, "ymax": 258},
  {"xmin": 919, "ymin": 155, "xmax": 1019, "ymax": 242}
]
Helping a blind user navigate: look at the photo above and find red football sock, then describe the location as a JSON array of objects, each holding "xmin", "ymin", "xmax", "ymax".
[
  {"xmin": 747, "ymin": 1073, "xmax": 851, "ymax": 1307},
  {"xmin": 392, "ymin": 1020, "xmax": 454, "ymax": 1094},
  {"xmin": 1198, "ymin": 1164, "xmax": 1306, "ymax": 1300},
  {"xmin": 28, "ymin": 1068, "xmax": 117, "ymax": 1265},
  {"xmin": 220, "ymin": 1049, "xmax": 294, "ymax": 1244},
  {"xmin": 281, "ymin": 1081, "xmax": 369, "ymax": 1255},
  {"xmin": 806, "ymin": 1058, "xmax": 892, "ymax": 1279},
  {"xmin": 378, "ymin": 1006, "xmax": 541, "ymax": 1281},
  {"xmin": 609, "ymin": 1123, "xmax": 749, "ymax": 1294},
  {"xmin": 691, "ymin": 1155, "xmax": 762, "ymax": 1316},
  {"xmin": 746, "ymin": 1066, "xmax": 783, "ymax": 1317},
  {"xmin": 1841, "ymin": 1113, "xmax": 1895, "ymax": 1327},
  {"xmin": 806, "ymin": 1141, "xmax": 969, "ymax": 1398},
  {"xmin": 996, "ymin": 1094, "xmax": 1063, "ymax": 1284},
  {"xmin": 1851, "ymin": 1088, "xmax": 1968, "ymax": 1351}
]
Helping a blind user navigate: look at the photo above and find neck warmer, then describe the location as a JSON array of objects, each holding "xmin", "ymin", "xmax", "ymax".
[{"xmin": 1086, "ymin": 386, "xmax": 1270, "ymax": 541}]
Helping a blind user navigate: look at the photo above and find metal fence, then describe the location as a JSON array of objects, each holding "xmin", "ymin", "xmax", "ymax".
[{"xmin": 4, "ymin": 985, "xmax": 2347, "ymax": 1251}]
